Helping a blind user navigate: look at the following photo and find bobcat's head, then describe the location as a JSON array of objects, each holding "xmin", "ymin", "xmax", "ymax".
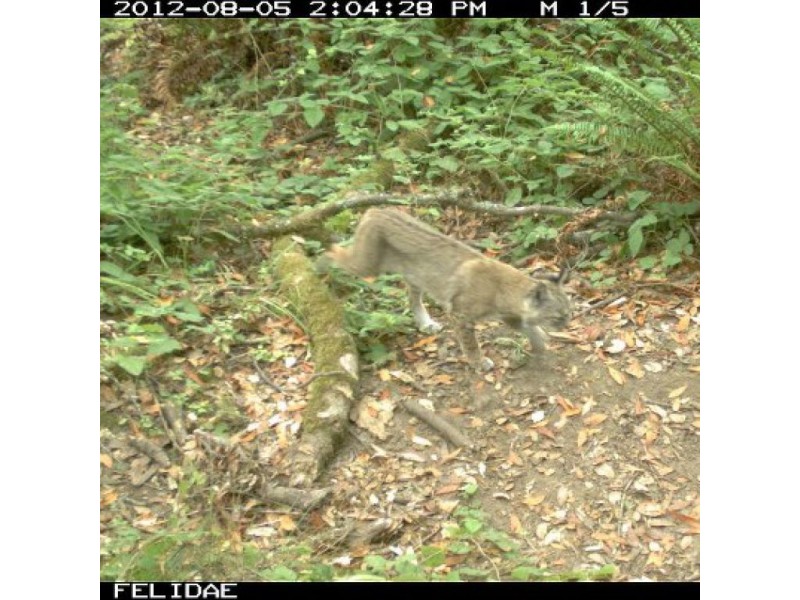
[{"xmin": 521, "ymin": 268, "xmax": 572, "ymax": 352}]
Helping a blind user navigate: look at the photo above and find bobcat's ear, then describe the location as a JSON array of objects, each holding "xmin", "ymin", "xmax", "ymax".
[
  {"xmin": 531, "ymin": 282, "xmax": 548, "ymax": 304},
  {"xmin": 532, "ymin": 267, "xmax": 570, "ymax": 285}
]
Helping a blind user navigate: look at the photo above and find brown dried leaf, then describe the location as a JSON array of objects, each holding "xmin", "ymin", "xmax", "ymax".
[
  {"xmin": 577, "ymin": 429, "xmax": 589, "ymax": 448},
  {"xmin": 623, "ymin": 330, "xmax": 637, "ymax": 347},
  {"xmin": 608, "ymin": 366, "xmax": 626, "ymax": 386},
  {"xmin": 352, "ymin": 398, "xmax": 394, "ymax": 440},
  {"xmin": 557, "ymin": 395, "xmax": 581, "ymax": 417},
  {"xmin": 524, "ymin": 493, "xmax": 546, "ymax": 507},
  {"xmin": 101, "ymin": 489, "xmax": 118, "ymax": 507},
  {"xmin": 507, "ymin": 451, "xmax": 524, "ymax": 466},
  {"xmin": 637, "ymin": 502, "xmax": 665, "ymax": 517},
  {"xmin": 583, "ymin": 325, "xmax": 604, "ymax": 342},
  {"xmin": 625, "ymin": 359, "xmax": 646, "ymax": 379},
  {"xmin": 279, "ymin": 515, "xmax": 297, "ymax": 532},
  {"xmin": 411, "ymin": 335, "xmax": 438, "ymax": 349},
  {"xmin": 509, "ymin": 514, "xmax": 524, "ymax": 535},
  {"xmin": 583, "ymin": 413, "xmax": 608, "ymax": 427},
  {"xmin": 435, "ymin": 484, "xmax": 461, "ymax": 496},
  {"xmin": 669, "ymin": 385, "xmax": 688, "ymax": 399},
  {"xmin": 100, "ymin": 454, "xmax": 113, "ymax": 468}
]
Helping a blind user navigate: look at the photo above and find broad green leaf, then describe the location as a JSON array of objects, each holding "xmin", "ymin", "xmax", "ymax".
[
  {"xmin": 363, "ymin": 555, "xmax": 388, "ymax": 574},
  {"xmin": 628, "ymin": 212, "xmax": 659, "ymax": 256},
  {"xmin": 462, "ymin": 481, "xmax": 478, "ymax": 495},
  {"xmin": 100, "ymin": 261, "xmax": 139, "ymax": 283},
  {"xmin": 435, "ymin": 156, "xmax": 460, "ymax": 172},
  {"xmin": 627, "ymin": 190, "xmax": 651, "ymax": 210},
  {"xmin": 115, "ymin": 355, "xmax": 147, "ymax": 377},
  {"xmin": 504, "ymin": 187, "xmax": 523, "ymax": 205},
  {"xmin": 511, "ymin": 566, "xmax": 547, "ymax": 581},
  {"xmin": 448, "ymin": 541, "xmax": 471, "ymax": 554},
  {"xmin": 638, "ymin": 256, "xmax": 658, "ymax": 270},
  {"xmin": 556, "ymin": 164, "xmax": 575, "ymax": 178},
  {"xmin": 147, "ymin": 338, "xmax": 182, "ymax": 358},
  {"xmin": 303, "ymin": 105, "xmax": 325, "ymax": 128},
  {"xmin": 628, "ymin": 228, "xmax": 644, "ymax": 257},
  {"xmin": 462, "ymin": 518, "xmax": 483, "ymax": 534},
  {"xmin": 267, "ymin": 101, "xmax": 289, "ymax": 116},
  {"xmin": 263, "ymin": 565, "xmax": 298, "ymax": 581},
  {"xmin": 419, "ymin": 545, "xmax": 446, "ymax": 568}
]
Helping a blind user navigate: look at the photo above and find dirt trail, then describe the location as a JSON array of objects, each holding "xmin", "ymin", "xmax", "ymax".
[{"xmin": 332, "ymin": 306, "xmax": 700, "ymax": 580}]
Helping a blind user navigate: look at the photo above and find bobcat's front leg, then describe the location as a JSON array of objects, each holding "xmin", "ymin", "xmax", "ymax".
[
  {"xmin": 454, "ymin": 319, "xmax": 494, "ymax": 372},
  {"xmin": 408, "ymin": 284, "xmax": 443, "ymax": 333}
]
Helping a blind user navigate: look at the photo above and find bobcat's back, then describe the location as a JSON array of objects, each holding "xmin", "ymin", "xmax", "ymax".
[{"xmin": 330, "ymin": 208, "xmax": 484, "ymax": 306}]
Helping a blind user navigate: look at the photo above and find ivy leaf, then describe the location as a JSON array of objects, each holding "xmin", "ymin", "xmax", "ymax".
[
  {"xmin": 556, "ymin": 165, "xmax": 575, "ymax": 178},
  {"xmin": 504, "ymin": 187, "xmax": 523, "ymax": 205},
  {"xmin": 303, "ymin": 105, "xmax": 325, "ymax": 128},
  {"xmin": 628, "ymin": 228, "xmax": 644, "ymax": 257},
  {"xmin": 627, "ymin": 213, "xmax": 658, "ymax": 257},
  {"xmin": 462, "ymin": 518, "xmax": 483, "ymax": 534},
  {"xmin": 627, "ymin": 190, "xmax": 651, "ymax": 210},
  {"xmin": 115, "ymin": 356, "xmax": 147, "ymax": 377},
  {"xmin": 638, "ymin": 256, "xmax": 658, "ymax": 270},
  {"xmin": 147, "ymin": 337, "xmax": 182, "ymax": 358},
  {"xmin": 267, "ymin": 101, "xmax": 289, "ymax": 116},
  {"xmin": 435, "ymin": 156, "xmax": 459, "ymax": 172}
]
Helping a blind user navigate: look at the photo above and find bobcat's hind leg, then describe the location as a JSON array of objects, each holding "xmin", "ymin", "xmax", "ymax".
[
  {"xmin": 408, "ymin": 284, "xmax": 442, "ymax": 333},
  {"xmin": 327, "ymin": 211, "xmax": 386, "ymax": 277}
]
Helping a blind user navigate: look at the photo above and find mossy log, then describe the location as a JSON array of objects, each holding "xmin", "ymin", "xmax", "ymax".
[{"xmin": 271, "ymin": 237, "xmax": 359, "ymax": 486}]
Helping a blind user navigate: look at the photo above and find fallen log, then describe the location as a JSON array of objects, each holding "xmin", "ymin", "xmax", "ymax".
[{"xmin": 271, "ymin": 237, "xmax": 360, "ymax": 486}]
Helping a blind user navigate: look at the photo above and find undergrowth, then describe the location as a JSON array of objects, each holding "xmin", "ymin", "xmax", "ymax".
[{"xmin": 100, "ymin": 18, "xmax": 697, "ymax": 581}]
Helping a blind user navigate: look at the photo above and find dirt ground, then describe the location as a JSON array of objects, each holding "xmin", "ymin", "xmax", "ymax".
[
  {"xmin": 101, "ymin": 275, "xmax": 699, "ymax": 581},
  {"xmin": 329, "ymin": 298, "xmax": 700, "ymax": 580}
]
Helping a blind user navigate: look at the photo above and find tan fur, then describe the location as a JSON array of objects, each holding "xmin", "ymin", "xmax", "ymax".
[{"xmin": 327, "ymin": 208, "xmax": 571, "ymax": 370}]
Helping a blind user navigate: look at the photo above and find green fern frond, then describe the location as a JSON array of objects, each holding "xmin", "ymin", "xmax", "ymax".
[
  {"xmin": 663, "ymin": 19, "xmax": 700, "ymax": 61},
  {"xmin": 579, "ymin": 65, "xmax": 699, "ymax": 154},
  {"xmin": 647, "ymin": 155, "xmax": 700, "ymax": 184},
  {"xmin": 549, "ymin": 122, "xmax": 687, "ymax": 162}
]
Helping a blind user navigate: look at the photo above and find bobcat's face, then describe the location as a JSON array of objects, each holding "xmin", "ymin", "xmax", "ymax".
[
  {"xmin": 523, "ymin": 280, "xmax": 571, "ymax": 331},
  {"xmin": 519, "ymin": 274, "xmax": 572, "ymax": 352}
]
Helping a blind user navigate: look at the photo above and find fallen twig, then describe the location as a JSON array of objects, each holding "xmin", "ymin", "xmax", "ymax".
[
  {"xmin": 262, "ymin": 485, "xmax": 331, "ymax": 511},
  {"xmin": 401, "ymin": 399, "xmax": 473, "ymax": 448},
  {"xmin": 576, "ymin": 294, "xmax": 629, "ymax": 318},
  {"xmin": 128, "ymin": 437, "xmax": 171, "ymax": 468}
]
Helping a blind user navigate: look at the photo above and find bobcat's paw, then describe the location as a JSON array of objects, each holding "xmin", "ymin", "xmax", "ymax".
[{"xmin": 418, "ymin": 318, "xmax": 443, "ymax": 334}]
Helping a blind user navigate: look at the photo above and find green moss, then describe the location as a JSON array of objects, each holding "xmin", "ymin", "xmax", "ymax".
[{"xmin": 272, "ymin": 237, "xmax": 358, "ymax": 435}]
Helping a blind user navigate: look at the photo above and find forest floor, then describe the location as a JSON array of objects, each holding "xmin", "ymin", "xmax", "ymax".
[{"xmin": 101, "ymin": 253, "xmax": 699, "ymax": 582}]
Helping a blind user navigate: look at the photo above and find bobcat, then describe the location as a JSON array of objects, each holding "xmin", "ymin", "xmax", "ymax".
[{"xmin": 327, "ymin": 208, "xmax": 572, "ymax": 370}]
